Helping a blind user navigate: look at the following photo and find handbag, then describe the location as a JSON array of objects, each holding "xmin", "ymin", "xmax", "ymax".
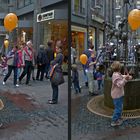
[{"xmin": 50, "ymin": 65, "xmax": 65, "ymax": 85}]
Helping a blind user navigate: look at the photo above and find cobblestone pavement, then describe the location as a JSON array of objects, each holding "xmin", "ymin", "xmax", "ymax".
[
  {"xmin": 0, "ymin": 74, "xmax": 68, "ymax": 140},
  {"xmin": 71, "ymin": 70, "xmax": 140, "ymax": 140}
]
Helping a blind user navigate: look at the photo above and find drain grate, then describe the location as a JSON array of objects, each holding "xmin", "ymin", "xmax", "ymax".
[{"xmin": 87, "ymin": 95, "xmax": 140, "ymax": 119}]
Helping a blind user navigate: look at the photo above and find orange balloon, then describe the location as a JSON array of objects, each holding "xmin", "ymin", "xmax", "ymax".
[
  {"xmin": 4, "ymin": 40, "xmax": 9, "ymax": 48},
  {"xmin": 80, "ymin": 54, "xmax": 88, "ymax": 65},
  {"xmin": 4, "ymin": 13, "xmax": 18, "ymax": 32},
  {"xmin": 128, "ymin": 9, "xmax": 140, "ymax": 30}
]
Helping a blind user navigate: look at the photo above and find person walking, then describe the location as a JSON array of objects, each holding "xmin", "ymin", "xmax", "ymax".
[
  {"xmin": 19, "ymin": 41, "xmax": 34, "ymax": 85},
  {"xmin": 83, "ymin": 44, "xmax": 95, "ymax": 87},
  {"xmin": 111, "ymin": 61, "xmax": 132, "ymax": 127},
  {"xmin": 48, "ymin": 41, "xmax": 64, "ymax": 104},
  {"xmin": 3, "ymin": 46, "xmax": 19, "ymax": 87},
  {"xmin": 17, "ymin": 42, "xmax": 25, "ymax": 80}
]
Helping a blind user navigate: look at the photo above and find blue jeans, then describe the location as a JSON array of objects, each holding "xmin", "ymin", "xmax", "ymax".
[
  {"xmin": 73, "ymin": 80, "xmax": 80, "ymax": 93},
  {"xmin": 82, "ymin": 65, "xmax": 88, "ymax": 83},
  {"xmin": 112, "ymin": 96, "xmax": 124, "ymax": 122},
  {"xmin": 4, "ymin": 65, "xmax": 18, "ymax": 85},
  {"xmin": 19, "ymin": 60, "xmax": 32, "ymax": 84},
  {"xmin": 97, "ymin": 80, "xmax": 103, "ymax": 90},
  {"xmin": 51, "ymin": 83, "xmax": 58, "ymax": 102}
]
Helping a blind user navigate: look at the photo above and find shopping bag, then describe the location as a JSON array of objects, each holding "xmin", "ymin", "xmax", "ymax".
[{"xmin": 50, "ymin": 67, "xmax": 65, "ymax": 85}]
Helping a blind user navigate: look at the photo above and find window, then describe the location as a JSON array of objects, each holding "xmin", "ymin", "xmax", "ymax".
[
  {"xmin": 17, "ymin": 0, "xmax": 24, "ymax": 8},
  {"xmin": 91, "ymin": 0, "xmax": 95, "ymax": 9},
  {"xmin": 0, "ymin": 0, "xmax": 8, "ymax": 12},
  {"xmin": 95, "ymin": 0, "xmax": 104, "ymax": 16},
  {"xmin": 73, "ymin": 0, "xmax": 85, "ymax": 15},
  {"xmin": 25, "ymin": 0, "xmax": 30, "ymax": 6},
  {"xmin": 17, "ymin": 0, "xmax": 33, "ymax": 9},
  {"xmin": 30, "ymin": 0, "xmax": 34, "ymax": 4},
  {"xmin": 116, "ymin": 0, "xmax": 121, "ymax": 8}
]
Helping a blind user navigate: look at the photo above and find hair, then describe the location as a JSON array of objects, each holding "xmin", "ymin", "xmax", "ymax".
[
  {"xmin": 56, "ymin": 40, "xmax": 62, "ymax": 50},
  {"xmin": 111, "ymin": 61, "xmax": 122, "ymax": 72},
  {"xmin": 89, "ymin": 43, "xmax": 94, "ymax": 49},
  {"xmin": 47, "ymin": 40, "xmax": 53, "ymax": 47},
  {"xmin": 71, "ymin": 64, "xmax": 77, "ymax": 71}
]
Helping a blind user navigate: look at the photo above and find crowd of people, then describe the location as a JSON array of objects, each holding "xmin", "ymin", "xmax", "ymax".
[
  {"xmin": 0, "ymin": 40, "xmax": 64, "ymax": 105},
  {"xmin": 71, "ymin": 44, "xmax": 105, "ymax": 95}
]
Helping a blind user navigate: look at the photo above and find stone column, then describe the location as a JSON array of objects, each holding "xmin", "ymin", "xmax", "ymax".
[{"xmin": 33, "ymin": 0, "xmax": 41, "ymax": 51}]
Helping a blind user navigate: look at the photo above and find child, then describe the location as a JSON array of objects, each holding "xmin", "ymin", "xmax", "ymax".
[
  {"xmin": 71, "ymin": 64, "xmax": 81, "ymax": 94},
  {"xmin": 94, "ymin": 65, "xmax": 104, "ymax": 91},
  {"xmin": 111, "ymin": 61, "xmax": 132, "ymax": 127}
]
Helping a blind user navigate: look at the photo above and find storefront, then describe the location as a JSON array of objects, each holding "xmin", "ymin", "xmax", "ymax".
[
  {"xmin": 37, "ymin": 9, "xmax": 68, "ymax": 57},
  {"xmin": 11, "ymin": 27, "xmax": 33, "ymax": 45},
  {"xmin": 89, "ymin": 27, "xmax": 96, "ymax": 48},
  {"xmin": 71, "ymin": 25, "xmax": 87, "ymax": 61},
  {"xmin": 99, "ymin": 29, "xmax": 104, "ymax": 48},
  {"xmin": 43, "ymin": 20, "xmax": 68, "ymax": 57}
]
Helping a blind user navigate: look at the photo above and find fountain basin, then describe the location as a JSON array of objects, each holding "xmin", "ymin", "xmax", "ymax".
[{"xmin": 104, "ymin": 78, "xmax": 140, "ymax": 110}]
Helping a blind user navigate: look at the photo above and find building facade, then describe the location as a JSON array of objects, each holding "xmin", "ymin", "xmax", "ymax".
[
  {"xmin": 71, "ymin": 0, "xmax": 105, "ymax": 61},
  {"xmin": 0, "ymin": 0, "xmax": 68, "ymax": 57}
]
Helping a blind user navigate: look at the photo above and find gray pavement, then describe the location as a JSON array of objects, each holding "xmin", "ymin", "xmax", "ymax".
[
  {"xmin": 0, "ymin": 74, "xmax": 68, "ymax": 140},
  {"xmin": 71, "ymin": 70, "xmax": 140, "ymax": 140}
]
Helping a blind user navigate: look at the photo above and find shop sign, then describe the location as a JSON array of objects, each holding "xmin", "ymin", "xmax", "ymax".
[
  {"xmin": 37, "ymin": 10, "xmax": 54, "ymax": 22},
  {"xmin": 91, "ymin": 14, "xmax": 104, "ymax": 23}
]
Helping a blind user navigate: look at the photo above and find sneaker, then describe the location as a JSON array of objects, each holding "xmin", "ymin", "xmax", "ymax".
[
  {"xmin": 2, "ymin": 81, "xmax": 5, "ymax": 85},
  {"xmin": 26, "ymin": 83, "xmax": 32, "ymax": 86},
  {"xmin": 111, "ymin": 119, "xmax": 123, "ymax": 127},
  {"xmin": 15, "ymin": 84, "xmax": 19, "ymax": 87}
]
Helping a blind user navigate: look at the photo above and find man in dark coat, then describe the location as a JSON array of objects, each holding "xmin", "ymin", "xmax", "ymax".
[
  {"xmin": 45, "ymin": 40, "xmax": 54, "ymax": 78},
  {"xmin": 36, "ymin": 44, "xmax": 47, "ymax": 81}
]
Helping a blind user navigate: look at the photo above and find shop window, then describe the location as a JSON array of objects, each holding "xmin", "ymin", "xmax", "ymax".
[
  {"xmin": 99, "ymin": 30, "xmax": 104, "ymax": 48},
  {"xmin": 43, "ymin": 21, "xmax": 68, "ymax": 57},
  {"xmin": 72, "ymin": 31, "xmax": 85, "ymax": 59}
]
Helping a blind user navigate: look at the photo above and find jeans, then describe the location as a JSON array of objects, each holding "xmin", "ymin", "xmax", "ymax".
[
  {"xmin": 86, "ymin": 70, "xmax": 96, "ymax": 93},
  {"xmin": 19, "ymin": 60, "xmax": 32, "ymax": 84},
  {"xmin": 51, "ymin": 82, "xmax": 58, "ymax": 102},
  {"xmin": 82, "ymin": 65, "xmax": 88, "ymax": 84},
  {"xmin": 73, "ymin": 80, "xmax": 81, "ymax": 93},
  {"xmin": 4, "ymin": 65, "xmax": 18, "ymax": 85},
  {"xmin": 97, "ymin": 80, "xmax": 103, "ymax": 90},
  {"xmin": 36, "ymin": 64, "xmax": 46, "ymax": 80},
  {"xmin": 112, "ymin": 96, "xmax": 124, "ymax": 122},
  {"xmin": 45, "ymin": 63, "xmax": 50, "ymax": 78}
]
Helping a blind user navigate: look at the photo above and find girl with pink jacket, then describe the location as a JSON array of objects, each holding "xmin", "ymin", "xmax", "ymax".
[{"xmin": 111, "ymin": 61, "xmax": 132, "ymax": 127}]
